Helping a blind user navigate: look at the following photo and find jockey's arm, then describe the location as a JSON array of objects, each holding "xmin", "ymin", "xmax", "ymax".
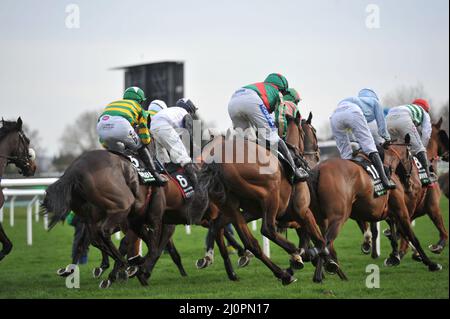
[
  {"xmin": 137, "ymin": 115, "xmax": 151, "ymax": 145},
  {"xmin": 183, "ymin": 114, "xmax": 194, "ymax": 156},
  {"xmin": 421, "ymin": 111, "xmax": 432, "ymax": 147},
  {"xmin": 374, "ymin": 100, "xmax": 391, "ymax": 141}
]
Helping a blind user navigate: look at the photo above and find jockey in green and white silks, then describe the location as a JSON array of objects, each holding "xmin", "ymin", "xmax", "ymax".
[
  {"xmin": 330, "ymin": 88, "xmax": 396, "ymax": 189},
  {"xmin": 386, "ymin": 98, "xmax": 436, "ymax": 185},
  {"xmin": 227, "ymin": 73, "xmax": 308, "ymax": 183}
]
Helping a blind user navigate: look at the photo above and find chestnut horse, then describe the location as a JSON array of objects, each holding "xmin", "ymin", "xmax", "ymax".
[
  {"xmin": 199, "ymin": 106, "xmax": 337, "ymax": 285},
  {"xmin": 0, "ymin": 118, "xmax": 37, "ymax": 261},
  {"xmin": 308, "ymin": 136, "xmax": 443, "ymax": 279}
]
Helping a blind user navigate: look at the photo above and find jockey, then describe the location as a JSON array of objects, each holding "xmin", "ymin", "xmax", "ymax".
[
  {"xmin": 227, "ymin": 73, "xmax": 308, "ymax": 183},
  {"xmin": 96, "ymin": 86, "xmax": 167, "ymax": 186},
  {"xmin": 330, "ymin": 88, "xmax": 396, "ymax": 189},
  {"xmin": 147, "ymin": 99, "xmax": 168, "ymax": 117},
  {"xmin": 150, "ymin": 98, "xmax": 198, "ymax": 186},
  {"xmin": 386, "ymin": 98, "xmax": 436, "ymax": 185}
]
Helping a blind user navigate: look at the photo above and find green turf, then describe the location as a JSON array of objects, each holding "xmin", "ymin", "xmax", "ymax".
[{"xmin": 0, "ymin": 198, "xmax": 448, "ymax": 299}]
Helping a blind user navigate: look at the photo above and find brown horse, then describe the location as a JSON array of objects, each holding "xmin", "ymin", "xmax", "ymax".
[
  {"xmin": 0, "ymin": 118, "xmax": 37, "ymax": 261},
  {"xmin": 308, "ymin": 135, "xmax": 443, "ymax": 278},
  {"xmin": 394, "ymin": 118, "xmax": 449, "ymax": 259},
  {"xmin": 199, "ymin": 106, "xmax": 337, "ymax": 285},
  {"xmin": 360, "ymin": 119, "xmax": 449, "ymax": 261}
]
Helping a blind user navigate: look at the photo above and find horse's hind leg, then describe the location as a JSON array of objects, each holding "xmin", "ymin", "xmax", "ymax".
[
  {"xmin": 370, "ymin": 222, "xmax": 379, "ymax": 259},
  {"xmin": 260, "ymin": 197, "xmax": 303, "ymax": 270},
  {"xmin": 390, "ymin": 193, "xmax": 442, "ymax": 272},
  {"xmin": 215, "ymin": 227, "xmax": 238, "ymax": 281},
  {"xmin": 324, "ymin": 218, "xmax": 348, "ymax": 281},
  {"xmin": 227, "ymin": 206, "xmax": 296, "ymax": 286},
  {"xmin": 0, "ymin": 222, "xmax": 13, "ymax": 261},
  {"xmin": 166, "ymin": 238, "xmax": 187, "ymax": 277},
  {"xmin": 426, "ymin": 193, "xmax": 448, "ymax": 254},
  {"xmin": 383, "ymin": 218, "xmax": 402, "ymax": 267},
  {"xmin": 357, "ymin": 221, "xmax": 372, "ymax": 255}
]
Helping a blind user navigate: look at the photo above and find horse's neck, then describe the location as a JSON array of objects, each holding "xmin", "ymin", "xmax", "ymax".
[{"xmin": 0, "ymin": 138, "xmax": 11, "ymax": 178}]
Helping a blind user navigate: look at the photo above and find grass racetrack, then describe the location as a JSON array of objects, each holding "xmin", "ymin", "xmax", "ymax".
[{"xmin": 0, "ymin": 198, "xmax": 448, "ymax": 299}]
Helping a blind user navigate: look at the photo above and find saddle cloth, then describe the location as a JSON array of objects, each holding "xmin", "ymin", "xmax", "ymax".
[
  {"xmin": 108, "ymin": 149, "xmax": 156, "ymax": 185},
  {"xmin": 413, "ymin": 156, "xmax": 431, "ymax": 186},
  {"xmin": 350, "ymin": 156, "xmax": 387, "ymax": 197},
  {"xmin": 162, "ymin": 163, "xmax": 195, "ymax": 199}
]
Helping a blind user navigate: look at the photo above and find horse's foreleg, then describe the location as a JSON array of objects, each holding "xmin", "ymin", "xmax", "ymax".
[
  {"xmin": 215, "ymin": 227, "xmax": 238, "ymax": 281},
  {"xmin": 229, "ymin": 208, "xmax": 296, "ymax": 286},
  {"xmin": 0, "ymin": 222, "xmax": 13, "ymax": 261},
  {"xmin": 357, "ymin": 220, "xmax": 372, "ymax": 255},
  {"xmin": 324, "ymin": 219, "xmax": 348, "ymax": 281},
  {"xmin": 370, "ymin": 222, "xmax": 379, "ymax": 259},
  {"xmin": 196, "ymin": 225, "xmax": 216, "ymax": 269},
  {"xmin": 426, "ymin": 193, "xmax": 448, "ymax": 254},
  {"xmin": 166, "ymin": 238, "xmax": 187, "ymax": 277},
  {"xmin": 383, "ymin": 218, "xmax": 401, "ymax": 267}
]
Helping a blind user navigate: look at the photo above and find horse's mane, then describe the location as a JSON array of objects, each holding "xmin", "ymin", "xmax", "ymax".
[{"xmin": 0, "ymin": 120, "xmax": 20, "ymax": 141}]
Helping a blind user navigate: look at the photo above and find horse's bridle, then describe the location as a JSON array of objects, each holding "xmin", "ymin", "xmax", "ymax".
[
  {"xmin": 301, "ymin": 121, "xmax": 320, "ymax": 163},
  {"xmin": 0, "ymin": 131, "xmax": 34, "ymax": 172}
]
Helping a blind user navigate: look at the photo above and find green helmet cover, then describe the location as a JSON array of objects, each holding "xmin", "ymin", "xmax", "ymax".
[
  {"xmin": 123, "ymin": 86, "xmax": 146, "ymax": 103},
  {"xmin": 264, "ymin": 73, "xmax": 289, "ymax": 92},
  {"xmin": 283, "ymin": 88, "xmax": 301, "ymax": 104}
]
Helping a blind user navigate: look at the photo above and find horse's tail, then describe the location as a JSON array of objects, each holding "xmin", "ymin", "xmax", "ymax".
[
  {"xmin": 41, "ymin": 169, "xmax": 80, "ymax": 230},
  {"xmin": 199, "ymin": 162, "xmax": 228, "ymax": 206}
]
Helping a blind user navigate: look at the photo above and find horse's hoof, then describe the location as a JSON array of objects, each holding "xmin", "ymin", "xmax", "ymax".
[
  {"xmin": 428, "ymin": 244, "xmax": 444, "ymax": 254},
  {"xmin": 428, "ymin": 263, "xmax": 442, "ymax": 272},
  {"xmin": 136, "ymin": 273, "xmax": 149, "ymax": 286},
  {"xmin": 0, "ymin": 252, "xmax": 6, "ymax": 262},
  {"xmin": 92, "ymin": 267, "xmax": 104, "ymax": 279},
  {"xmin": 371, "ymin": 252, "xmax": 380, "ymax": 260},
  {"xmin": 56, "ymin": 268, "xmax": 68, "ymax": 277},
  {"xmin": 117, "ymin": 270, "xmax": 129, "ymax": 282},
  {"xmin": 384, "ymin": 255, "xmax": 401, "ymax": 267},
  {"xmin": 99, "ymin": 279, "xmax": 112, "ymax": 289},
  {"xmin": 412, "ymin": 253, "xmax": 423, "ymax": 262},
  {"xmin": 361, "ymin": 243, "xmax": 371, "ymax": 255},
  {"xmin": 228, "ymin": 273, "xmax": 239, "ymax": 281},
  {"xmin": 313, "ymin": 276, "xmax": 323, "ymax": 284},
  {"xmin": 180, "ymin": 270, "xmax": 188, "ymax": 277},
  {"xmin": 196, "ymin": 257, "xmax": 212, "ymax": 269},
  {"xmin": 126, "ymin": 266, "xmax": 139, "ymax": 278},
  {"xmin": 237, "ymin": 256, "xmax": 250, "ymax": 268},
  {"xmin": 286, "ymin": 267, "xmax": 294, "ymax": 276},
  {"xmin": 281, "ymin": 275, "xmax": 297, "ymax": 286},
  {"xmin": 290, "ymin": 256, "xmax": 304, "ymax": 270},
  {"xmin": 324, "ymin": 260, "xmax": 339, "ymax": 275}
]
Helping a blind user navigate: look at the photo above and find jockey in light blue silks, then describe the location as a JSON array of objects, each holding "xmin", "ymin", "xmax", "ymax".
[{"xmin": 330, "ymin": 88, "xmax": 396, "ymax": 189}]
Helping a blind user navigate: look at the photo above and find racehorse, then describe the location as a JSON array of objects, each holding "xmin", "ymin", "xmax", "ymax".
[
  {"xmin": 42, "ymin": 149, "xmax": 168, "ymax": 287},
  {"xmin": 394, "ymin": 118, "xmax": 449, "ymax": 259},
  {"xmin": 308, "ymin": 135, "xmax": 443, "ymax": 279},
  {"xmin": 199, "ymin": 105, "xmax": 337, "ymax": 285},
  {"xmin": 360, "ymin": 118, "xmax": 449, "ymax": 260},
  {"xmin": 0, "ymin": 118, "xmax": 37, "ymax": 261}
]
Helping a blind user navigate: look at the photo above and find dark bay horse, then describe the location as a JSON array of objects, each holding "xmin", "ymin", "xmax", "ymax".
[
  {"xmin": 0, "ymin": 118, "xmax": 37, "ymax": 261},
  {"xmin": 308, "ymin": 136, "xmax": 442, "ymax": 279},
  {"xmin": 42, "ymin": 149, "xmax": 168, "ymax": 287}
]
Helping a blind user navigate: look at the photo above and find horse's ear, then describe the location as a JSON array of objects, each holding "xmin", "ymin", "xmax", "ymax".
[
  {"xmin": 306, "ymin": 112, "xmax": 312, "ymax": 124},
  {"xmin": 438, "ymin": 130, "xmax": 449, "ymax": 150},
  {"xmin": 404, "ymin": 133, "xmax": 411, "ymax": 145},
  {"xmin": 435, "ymin": 117, "xmax": 443, "ymax": 129},
  {"xmin": 16, "ymin": 117, "xmax": 23, "ymax": 130}
]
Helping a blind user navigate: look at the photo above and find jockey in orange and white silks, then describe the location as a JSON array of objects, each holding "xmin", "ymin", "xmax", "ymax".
[
  {"xmin": 227, "ymin": 73, "xmax": 308, "ymax": 183},
  {"xmin": 386, "ymin": 98, "xmax": 436, "ymax": 185},
  {"xmin": 330, "ymin": 88, "xmax": 396, "ymax": 189}
]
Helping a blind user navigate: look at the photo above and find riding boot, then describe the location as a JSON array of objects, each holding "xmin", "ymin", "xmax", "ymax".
[
  {"xmin": 368, "ymin": 152, "xmax": 396, "ymax": 190},
  {"xmin": 138, "ymin": 146, "xmax": 168, "ymax": 186},
  {"xmin": 416, "ymin": 151, "xmax": 437, "ymax": 186},
  {"xmin": 183, "ymin": 162, "xmax": 207, "ymax": 224},
  {"xmin": 278, "ymin": 139, "xmax": 309, "ymax": 183}
]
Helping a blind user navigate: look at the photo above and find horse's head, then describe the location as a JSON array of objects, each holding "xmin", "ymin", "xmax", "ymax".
[
  {"xmin": 301, "ymin": 112, "xmax": 320, "ymax": 167},
  {"xmin": 428, "ymin": 118, "xmax": 449, "ymax": 163},
  {"xmin": 384, "ymin": 134, "xmax": 413, "ymax": 184},
  {"xmin": 0, "ymin": 117, "xmax": 37, "ymax": 176},
  {"xmin": 276, "ymin": 101, "xmax": 304, "ymax": 155}
]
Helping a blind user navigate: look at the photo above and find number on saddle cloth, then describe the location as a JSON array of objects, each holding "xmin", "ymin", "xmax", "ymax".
[
  {"xmin": 350, "ymin": 156, "xmax": 387, "ymax": 197},
  {"xmin": 164, "ymin": 163, "xmax": 194, "ymax": 200},
  {"xmin": 413, "ymin": 156, "xmax": 431, "ymax": 186}
]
